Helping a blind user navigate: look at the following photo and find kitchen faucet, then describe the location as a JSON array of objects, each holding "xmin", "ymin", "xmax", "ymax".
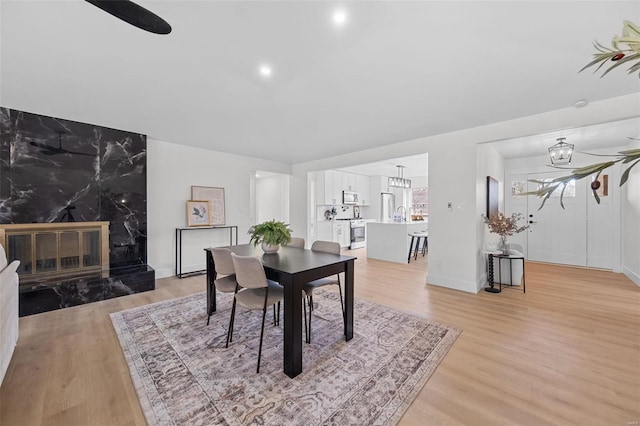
[{"xmin": 396, "ymin": 206, "xmax": 407, "ymax": 222}]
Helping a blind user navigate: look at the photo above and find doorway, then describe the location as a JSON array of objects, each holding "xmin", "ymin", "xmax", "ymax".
[
  {"xmin": 252, "ymin": 171, "xmax": 290, "ymax": 224},
  {"xmin": 507, "ymin": 170, "xmax": 616, "ymax": 269}
]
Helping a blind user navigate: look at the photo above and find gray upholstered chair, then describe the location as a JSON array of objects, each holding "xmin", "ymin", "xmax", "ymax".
[
  {"xmin": 302, "ymin": 240, "xmax": 343, "ymax": 343},
  {"xmin": 208, "ymin": 248, "xmax": 240, "ymax": 325},
  {"xmin": 287, "ymin": 237, "xmax": 305, "ymax": 248},
  {"xmin": 227, "ymin": 253, "xmax": 284, "ymax": 373}
]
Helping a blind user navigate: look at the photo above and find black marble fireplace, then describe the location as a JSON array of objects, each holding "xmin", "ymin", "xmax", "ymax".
[{"xmin": 0, "ymin": 108, "xmax": 155, "ymax": 316}]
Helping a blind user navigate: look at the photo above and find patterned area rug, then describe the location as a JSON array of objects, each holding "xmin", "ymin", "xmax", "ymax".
[{"xmin": 111, "ymin": 290, "xmax": 460, "ymax": 425}]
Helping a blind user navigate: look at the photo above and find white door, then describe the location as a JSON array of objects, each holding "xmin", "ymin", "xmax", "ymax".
[
  {"xmin": 526, "ymin": 172, "xmax": 587, "ymax": 266},
  {"xmin": 586, "ymin": 173, "xmax": 614, "ymax": 269}
]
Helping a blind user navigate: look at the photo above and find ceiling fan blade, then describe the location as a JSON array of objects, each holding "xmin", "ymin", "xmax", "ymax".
[{"xmin": 85, "ymin": 0, "xmax": 172, "ymax": 34}]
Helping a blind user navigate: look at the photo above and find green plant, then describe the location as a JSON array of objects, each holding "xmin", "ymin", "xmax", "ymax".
[{"xmin": 248, "ymin": 220, "xmax": 292, "ymax": 247}]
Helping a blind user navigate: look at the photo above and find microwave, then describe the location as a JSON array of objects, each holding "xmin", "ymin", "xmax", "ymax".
[{"xmin": 343, "ymin": 191, "xmax": 359, "ymax": 205}]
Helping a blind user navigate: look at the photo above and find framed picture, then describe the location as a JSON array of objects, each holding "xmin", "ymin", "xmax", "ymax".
[
  {"xmin": 486, "ymin": 176, "xmax": 499, "ymax": 218},
  {"xmin": 191, "ymin": 186, "xmax": 225, "ymax": 225},
  {"xmin": 186, "ymin": 200, "xmax": 211, "ymax": 227}
]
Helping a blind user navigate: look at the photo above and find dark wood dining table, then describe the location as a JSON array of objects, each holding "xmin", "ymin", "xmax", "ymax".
[{"xmin": 204, "ymin": 244, "xmax": 357, "ymax": 378}]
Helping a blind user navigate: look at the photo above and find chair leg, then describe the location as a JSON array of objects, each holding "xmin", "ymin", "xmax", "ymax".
[
  {"xmin": 308, "ymin": 295, "xmax": 313, "ymax": 344},
  {"xmin": 408, "ymin": 236, "xmax": 415, "ymax": 263},
  {"xmin": 257, "ymin": 307, "xmax": 267, "ymax": 373},
  {"xmin": 206, "ymin": 283, "xmax": 214, "ymax": 326},
  {"xmin": 414, "ymin": 237, "xmax": 420, "ymax": 260},
  {"xmin": 303, "ymin": 296, "xmax": 309, "ymax": 343},
  {"xmin": 337, "ymin": 283, "xmax": 346, "ymax": 332},
  {"xmin": 226, "ymin": 298, "xmax": 237, "ymax": 348}
]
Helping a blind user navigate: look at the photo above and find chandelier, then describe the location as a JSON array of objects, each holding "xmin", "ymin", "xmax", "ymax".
[
  {"xmin": 388, "ymin": 165, "xmax": 411, "ymax": 189},
  {"xmin": 548, "ymin": 137, "xmax": 574, "ymax": 165}
]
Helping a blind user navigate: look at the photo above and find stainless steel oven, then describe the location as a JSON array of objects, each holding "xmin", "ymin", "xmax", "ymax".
[{"xmin": 350, "ymin": 219, "xmax": 366, "ymax": 249}]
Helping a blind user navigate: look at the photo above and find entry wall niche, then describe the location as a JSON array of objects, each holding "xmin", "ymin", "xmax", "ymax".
[{"xmin": 0, "ymin": 107, "xmax": 148, "ymax": 269}]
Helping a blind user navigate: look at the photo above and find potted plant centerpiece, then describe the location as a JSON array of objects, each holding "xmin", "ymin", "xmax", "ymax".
[
  {"xmin": 248, "ymin": 219, "xmax": 292, "ymax": 254},
  {"xmin": 483, "ymin": 212, "xmax": 529, "ymax": 254}
]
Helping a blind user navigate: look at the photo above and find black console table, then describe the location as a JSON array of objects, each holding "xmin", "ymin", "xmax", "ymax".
[
  {"xmin": 175, "ymin": 226, "xmax": 238, "ymax": 278},
  {"xmin": 486, "ymin": 252, "xmax": 526, "ymax": 293}
]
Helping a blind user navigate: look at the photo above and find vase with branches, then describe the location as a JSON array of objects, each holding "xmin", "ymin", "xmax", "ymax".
[{"xmin": 483, "ymin": 212, "xmax": 529, "ymax": 254}]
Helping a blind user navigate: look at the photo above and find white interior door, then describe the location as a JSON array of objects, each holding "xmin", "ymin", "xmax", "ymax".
[
  {"xmin": 586, "ymin": 173, "xmax": 615, "ymax": 269},
  {"xmin": 526, "ymin": 172, "xmax": 587, "ymax": 266}
]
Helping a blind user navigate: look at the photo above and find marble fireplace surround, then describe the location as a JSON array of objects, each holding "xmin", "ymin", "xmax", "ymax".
[{"xmin": 0, "ymin": 108, "xmax": 155, "ymax": 316}]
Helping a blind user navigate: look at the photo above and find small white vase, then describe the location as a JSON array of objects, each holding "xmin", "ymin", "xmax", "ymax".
[
  {"xmin": 499, "ymin": 237, "xmax": 509, "ymax": 255},
  {"xmin": 261, "ymin": 242, "xmax": 280, "ymax": 254}
]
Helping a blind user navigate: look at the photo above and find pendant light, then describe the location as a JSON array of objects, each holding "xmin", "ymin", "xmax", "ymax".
[
  {"xmin": 548, "ymin": 137, "xmax": 574, "ymax": 165},
  {"xmin": 388, "ymin": 165, "xmax": 411, "ymax": 189}
]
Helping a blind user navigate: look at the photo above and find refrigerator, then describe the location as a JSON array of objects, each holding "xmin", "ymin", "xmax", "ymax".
[{"xmin": 380, "ymin": 192, "xmax": 395, "ymax": 223}]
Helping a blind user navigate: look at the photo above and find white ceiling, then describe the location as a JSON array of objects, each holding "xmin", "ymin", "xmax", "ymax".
[
  {"xmin": 336, "ymin": 154, "xmax": 429, "ymax": 178},
  {"xmin": 489, "ymin": 117, "xmax": 640, "ymax": 159},
  {"xmin": 1, "ymin": 1, "xmax": 639, "ymax": 164}
]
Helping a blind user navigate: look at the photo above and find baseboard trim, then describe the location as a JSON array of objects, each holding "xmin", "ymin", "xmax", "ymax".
[
  {"xmin": 623, "ymin": 266, "xmax": 640, "ymax": 287},
  {"xmin": 426, "ymin": 273, "xmax": 477, "ymax": 293}
]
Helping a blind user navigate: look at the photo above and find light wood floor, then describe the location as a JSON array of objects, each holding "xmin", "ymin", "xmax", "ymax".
[{"xmin": 1, "ymin": 250, "xmax": 639, "ymax": 425}]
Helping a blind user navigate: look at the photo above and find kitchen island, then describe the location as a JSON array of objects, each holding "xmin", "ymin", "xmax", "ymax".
[{"xmin": 367, "ymin": 221, "xmax": 428, "ymax": 264}]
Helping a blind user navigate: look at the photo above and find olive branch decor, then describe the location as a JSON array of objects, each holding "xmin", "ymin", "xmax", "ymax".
[
  {"xmin": 525, "ymin": 145, "xmax": 640, "ymax": 210},
  {"xmin": 580, "ymin": 20, "xmax": 640, "ymax": 78},
  {"xmin": 525, "ymin": 20, "xmax": 640, "ymax": 209}
]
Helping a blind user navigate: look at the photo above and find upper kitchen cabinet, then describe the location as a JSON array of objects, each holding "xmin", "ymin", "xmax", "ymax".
[
  {"xmin": 313, "ymin": 170, "xmax": 371, "ymax": 206},
  {"xmin": 356, "ymin": 174, "xmax": 370, "ymax": 205},
  {"xmin": 315, "ymin": 170, "xmax": 337, "ymax": 205}
]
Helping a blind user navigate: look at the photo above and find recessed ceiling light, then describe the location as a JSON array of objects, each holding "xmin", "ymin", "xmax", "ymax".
[
  {"xmin": 259, "ymin": 64, "xmax": 272, "ymax": 78},
  {"xmin": 332, "ymin": 9, "xmax": 348, "ymax": 26}
]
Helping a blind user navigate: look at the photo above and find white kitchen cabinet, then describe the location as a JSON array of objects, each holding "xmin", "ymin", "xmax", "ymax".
[
  {"xmin": 345, "ymin": 172, "xmax": 357, "ymax": 192},
  {"xmin": 315, "ymin": 170, "xmax": 338, "ymax": 205},
  {"xmin": 315, "ymin": 220, "xmax": 349, "ymax": 248},
  {"xmin": 332, "ymin": 171, "xmax": 345, "ymax": 204},
  {"xmin": 356, "ymin": 174, "xmax": 370, "ymax": 205},
  {"xmin": 315, "ymin": 170, "xmax": 371, "ymax": 207},
  {"xmin": 333, "ymin": 221, "xmax": 350, "ymax": 249},
  {"xmin": 316, "ymin": 221, "xmax": 332, "ymax": 242}
]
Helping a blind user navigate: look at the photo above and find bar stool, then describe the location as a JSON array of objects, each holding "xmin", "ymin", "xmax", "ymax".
[{"xmin": 408, "ymin": 231, "xmax": 428, "ymax": 263}]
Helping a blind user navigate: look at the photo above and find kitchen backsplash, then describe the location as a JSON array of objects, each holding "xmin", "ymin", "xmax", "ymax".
[{"xmin": 317, "ymin": 205, "xmax": 364, "ymax": 220}]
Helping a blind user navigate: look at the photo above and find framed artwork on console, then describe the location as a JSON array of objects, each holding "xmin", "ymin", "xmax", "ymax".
[
  {"xmin": 186, "ymin": 200, "xmax": 211, "ymax": 227},
  {"xmin": 191, "ymin": 186, "xmax": 225, "ymax": 225}
]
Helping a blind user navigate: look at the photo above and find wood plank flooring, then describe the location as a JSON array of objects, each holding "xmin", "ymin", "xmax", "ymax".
[{"xmin": 1, "ymin": 250, "xmax": 639, "ymax": 425}]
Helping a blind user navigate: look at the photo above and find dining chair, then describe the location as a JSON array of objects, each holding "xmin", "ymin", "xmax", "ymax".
[
  {"xmin": 287, "ymin": 237, "xmax": 305, "ymax": 248},
  {"xmin": 227, "ymin": 253, "xmax": 284, "ymax": 373},
  {"xmin": 302, "ymin": 240, "xmax": 343, "ymax": 344},
  {"xmin": 208, "ymin": 247, "xmax": 240, "ymax": 325}
]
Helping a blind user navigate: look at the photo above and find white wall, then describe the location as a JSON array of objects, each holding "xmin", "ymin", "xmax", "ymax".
[
  {"xmin": 256, "ymin": 174, "xmax": 290, "ymax": 224},
  {"xmin": 622, "ymin": 137, "xmax": 640, "ymax": 286},
  {"xmin": 291, "ymin": 94, "xmax": 640, "ymax": 293},
  {"xmin": 476, "ymin": 143, "xmax": 505, "ymax": 290},
  {"xmin": 147, "ymin": 139, "xmax": 291, "ymax": 278}
]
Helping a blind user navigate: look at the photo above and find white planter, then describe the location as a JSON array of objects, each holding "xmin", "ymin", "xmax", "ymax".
[{"xmin": 261, "ymin": 242, "xmax": 280, "ymax": 254}]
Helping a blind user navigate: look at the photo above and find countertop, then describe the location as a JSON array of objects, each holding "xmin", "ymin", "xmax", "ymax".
[{"xmin": 373, "ymin": 221, "xmax": 427, "ymax": 225}]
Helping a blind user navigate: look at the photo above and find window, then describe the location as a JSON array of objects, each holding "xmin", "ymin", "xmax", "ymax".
[
  {"xmin": 410, "ymin": 187, "xmax": 428, "ymax": 217},
  {"xmin": 537, "ymin": 179, "xmax": 576, "ymax": 198}
]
